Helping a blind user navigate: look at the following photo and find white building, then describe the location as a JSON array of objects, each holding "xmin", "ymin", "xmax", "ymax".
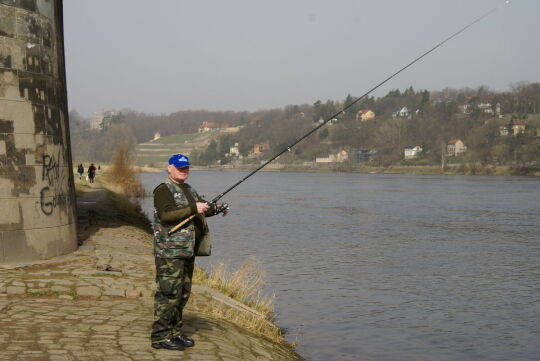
[
  {"xmin": 393, "ymin": 106, "xmax": 410, "ymax": 118},
  {"xmin": 229, "ymin": 142, "xmax": 240, "ymax": 157},
  {"xmin": 90, "ymin": 111, "xmax": 105, "ymax": 130},
  {"xmin": 447, "ymin": 139, "xmax": 467, "ymax": 157},
  {"xmin": 315, "ymin": 150, "xmax": 349, "ymax": 163},
  {"xmin": 404, "ymin": 145, "xmax": 422, "ymax": 160}
]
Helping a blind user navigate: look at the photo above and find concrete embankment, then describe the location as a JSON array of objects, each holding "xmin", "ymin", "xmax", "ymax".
[{"xmin": 0, "ymin": 184, "xmax": 301, "ymax": 361}]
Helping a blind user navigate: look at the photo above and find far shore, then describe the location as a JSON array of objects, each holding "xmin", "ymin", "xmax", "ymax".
[{"xmin": 132, "ymin": 163, "xmax": 540, "ymax": 177}]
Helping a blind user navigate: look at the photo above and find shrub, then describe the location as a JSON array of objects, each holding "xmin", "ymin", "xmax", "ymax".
[{"xmin": 106, "ymin": 143, "xmax": 145, "ymax": 198}]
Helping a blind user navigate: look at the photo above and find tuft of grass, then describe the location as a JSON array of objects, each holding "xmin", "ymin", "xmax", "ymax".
[
  {"xmin": 191, "ymin": 256, "xmax": 295, "ymax": 346},
  {"xmin": 193, "ymin": 256, "xmax": 294, "ymax": 349},
  {"xmin": 191, "ymin": 293, "xmax": 287, "ymax": 345},
  {"xmin": 194, "ymin": 256, "xmax": 275, "ymax": 317},
  {"xmin": 27, "ymin": 290, "xmax": 60, "ymax": 297},
  {"xmin": 105, "ymin": 143, "xmax": 145, "ymax": 198}
]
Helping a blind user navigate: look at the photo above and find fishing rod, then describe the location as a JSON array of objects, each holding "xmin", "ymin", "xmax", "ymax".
[{"xmin": 169, "ymin": 1, "xmax": 508, "ymax": 235}]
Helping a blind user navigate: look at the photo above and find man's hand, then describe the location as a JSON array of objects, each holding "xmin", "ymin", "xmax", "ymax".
[{"xmin": 196, "ymin": 202, "xmax": 210, "ymax": 214}]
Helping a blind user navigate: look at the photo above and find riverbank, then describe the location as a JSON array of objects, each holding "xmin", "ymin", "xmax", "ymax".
[
  {"xmin": 0, "ymin": 179, "xmax": 301, "ymax": 361},
  {"xmin": 79, "ymin": 160, "xmax": 539, "ymax": 177},
  {"xmin": 190, "ymin": 163, "xmax": 540, "ymax": 177}
]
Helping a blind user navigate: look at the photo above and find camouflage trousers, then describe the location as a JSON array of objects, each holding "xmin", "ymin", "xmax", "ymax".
[{"xmin": 151, "ymin": 257, "xmax": 195, "ymax": 343}]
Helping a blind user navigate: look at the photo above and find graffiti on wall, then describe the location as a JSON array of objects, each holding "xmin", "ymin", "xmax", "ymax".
[{"xmin": 39, "ymin": 149, "xmax": 71, "ymax": 215}]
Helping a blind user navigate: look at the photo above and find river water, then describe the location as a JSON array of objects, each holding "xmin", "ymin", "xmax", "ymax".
[{"xmin": 139, "ymin": 171, "xmax": 540, "ymax": 361}]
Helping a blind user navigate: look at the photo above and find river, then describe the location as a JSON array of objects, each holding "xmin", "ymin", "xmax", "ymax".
[{"xmin": 139, "ymin": 171, "xmax": 540, "ymax": 361}]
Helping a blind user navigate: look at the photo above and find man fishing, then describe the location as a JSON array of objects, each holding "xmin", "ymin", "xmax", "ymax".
[
  {"xmin": 148, "ymin": 1, "xmax": 504, "ymax": 352},
  {"xmin": 151, "ymin": 153, "xmax": 225, "ymax": 350}
]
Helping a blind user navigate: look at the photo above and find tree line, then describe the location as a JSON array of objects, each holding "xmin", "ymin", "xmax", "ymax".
[{"xmin": 69, "ymin": 82, "xmax": 540, "ymax": 170}]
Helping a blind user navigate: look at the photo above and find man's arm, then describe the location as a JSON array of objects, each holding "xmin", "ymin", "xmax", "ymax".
[{"xmin": 154, "ymin": 184, "xmax": 196, "ymax": 224}]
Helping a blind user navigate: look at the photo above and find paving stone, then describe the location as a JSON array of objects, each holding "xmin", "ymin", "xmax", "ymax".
[
  {"xmin": 103, "ymin": 287, "xmax": 125, "ymax": 297},
  {"xmin": 51, "ymin": 286, "xmax": 71, "ymax": 292},
  {"xmin": 76, "ymin": 286, "xmax": 101, "ymax": 297},
  {"xmin": 91, "ymin": 324, "xmax": 121, "ymax": 332},
  {"xmin": 125, "ymin": 289, "xmax": 142, "ymax": 298},
  {"xmin": 48, "ymin": 355, "xmax": 75, "ymax": 361},
  {"xmin": 6, "ymin": 286, "xmax": 26, "ymax": 294},
  {"xmin": 54, "ymin": 280, "xmax": 75, "ymax": 286},
  {"xmin": 0, "ymin": 300, "xmax": 10, "ymax": 312}
]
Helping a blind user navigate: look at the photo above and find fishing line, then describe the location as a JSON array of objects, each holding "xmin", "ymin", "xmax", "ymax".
[
  {"xmin": 169, "ymin": 1, "xmax": 510, "ymax": 233},
  {"xmin": 209, "ymin": 1, "xmax": 509, "ymax": 204}
]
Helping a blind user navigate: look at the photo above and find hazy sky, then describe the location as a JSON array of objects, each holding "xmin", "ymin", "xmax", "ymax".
[{"xmin": 63, "ymin": 0, "xmax": 539, "ymax": 116}]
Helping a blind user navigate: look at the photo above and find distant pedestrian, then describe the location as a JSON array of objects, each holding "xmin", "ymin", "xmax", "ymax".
[
  {"xmin": 77, "ymin": 164, "xmax": 84, "ymax": 179},
  {"xmin": 88, "ymin": 163, "xmax": 96, "ymax": 183}
]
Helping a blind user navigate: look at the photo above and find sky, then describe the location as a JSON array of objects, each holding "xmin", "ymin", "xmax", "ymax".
[{"xmin": 63, "ymin": 0, "xmax": 540, "ymax": 117}]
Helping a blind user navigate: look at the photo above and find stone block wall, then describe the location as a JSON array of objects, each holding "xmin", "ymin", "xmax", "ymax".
[{"xmin": 0, "ymin": 0, "xmax": 77, "ymax": 263}]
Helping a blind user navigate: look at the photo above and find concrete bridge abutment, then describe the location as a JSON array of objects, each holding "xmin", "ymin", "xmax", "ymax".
[{"xmin": 0, "ymin": 0, "xmax": 77, "ymax": 263}]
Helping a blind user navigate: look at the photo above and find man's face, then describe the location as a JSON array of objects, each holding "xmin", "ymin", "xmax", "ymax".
[{"xmin": 168, "ymin": 165, "xmax": 190, "ymax": 184}]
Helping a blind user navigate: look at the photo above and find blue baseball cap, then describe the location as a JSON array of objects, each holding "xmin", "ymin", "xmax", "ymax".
[{"xmin": 168, "ymin": 154, "xmax": 190, "ymax": 168}]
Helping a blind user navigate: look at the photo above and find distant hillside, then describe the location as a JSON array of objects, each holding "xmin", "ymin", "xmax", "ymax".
[
  {"xmin": 134, "ymin": 128, "xmax": 240, "ymax": 166},
  {"xmin": 70, "ymin": 83, "xmax": 540, "ymax": 171}
]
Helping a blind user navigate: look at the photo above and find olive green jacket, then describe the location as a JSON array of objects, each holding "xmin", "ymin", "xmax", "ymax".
[{"xmin": 152, "ymin": 180, "xmax": 216, "ymax": 258}]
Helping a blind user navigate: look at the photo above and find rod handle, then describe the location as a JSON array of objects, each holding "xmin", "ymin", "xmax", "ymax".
[{"xmin": 168, "ymin": 214, "xmax": 196, "ymax": 235}]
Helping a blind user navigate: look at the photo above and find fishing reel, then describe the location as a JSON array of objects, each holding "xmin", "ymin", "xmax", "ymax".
[{"xmin": 214, "ymin": 202, "xmax": 229, "ymax": 216}]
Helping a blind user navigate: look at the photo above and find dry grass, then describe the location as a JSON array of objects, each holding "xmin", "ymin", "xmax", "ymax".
[
  {"xmin": 194, "ymin": 256, "xmax": 275, "ymax": 316},
  {"xmin": 105, "ymin": 144, "xmax": 145, "ymax": 198},
  {"xmin": 193, "ymin": 256, "xmax": 291, "ymax": 344}
]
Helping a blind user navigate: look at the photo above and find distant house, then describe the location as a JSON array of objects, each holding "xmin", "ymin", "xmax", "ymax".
[
  {"xmin": 198, "ymin": 121, "xmax": 230, "ymax": 132},
  {"xmin": 512, "ymin": 124, "xmax": 526, "ymax": 135},
  {"xmin": 500, "ymin": 122, "xmax": 526, "ymax": 136},
  {"xmin": 90, "ymin": 110, "xmax": 119, "ymax": 131},
  {"xmin": 392, "ymin": 107, "xmax": 410, "ymax": 119},
  {"xmin": 478, "ymin": 103, "xmax": 494, "ymax": 114},
  {"xmin": 229, "ymin": 142, "xmax": 240, "ymax": 157},
  {"xmin": 462, "ymin": 101, "xmax": 494, "ymax": 115},
  {"xmin": 315, "ymin": 150, "xmax": 349, "ymax": 163},
  {"xmin": 356, "ymin": 149, "xmax": 376, "ymax": 162},
  {"xmin": 251, "ymin": 142, "xmax": 270, "ymax": 155},
  {"xmin": 447, "ymin": 139, "xmax": 467, "ymax": 157},
  {"xmin": 90, "ymin": 111, "xmax": 105, "ymax": 130},
  {"xmin": 404, "ymin": 145, "xmax": 423, "ymax": 160},
  {"xmin": 356, "ymin": 109, "xmax": 375, "ymax": 122}
]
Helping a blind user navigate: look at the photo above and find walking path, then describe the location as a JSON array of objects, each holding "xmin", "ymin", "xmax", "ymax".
[{"xmin": 0, "ymin": 185, "xmax": 300, "ymax": 361}]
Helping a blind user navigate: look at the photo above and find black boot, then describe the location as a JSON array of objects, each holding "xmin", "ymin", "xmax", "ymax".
[
  {"xmin": 174, "ymin": 334, "xmax": 195, "ymax": 347},
  {"xmin": 151, "ymin": 338, "xmax": 185, "ymax": 350}
]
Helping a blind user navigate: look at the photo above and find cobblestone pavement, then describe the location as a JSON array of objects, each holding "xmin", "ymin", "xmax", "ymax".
[{"xmin": 0, "ymin": 187, "xmax": 300, "ymax": 361}]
